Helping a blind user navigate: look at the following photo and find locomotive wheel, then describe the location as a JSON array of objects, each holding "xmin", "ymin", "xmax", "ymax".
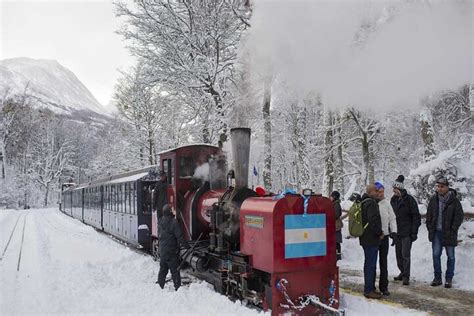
[{"xmin": 152, "ymin": 239, "xmax": 160, "ymax": 261}]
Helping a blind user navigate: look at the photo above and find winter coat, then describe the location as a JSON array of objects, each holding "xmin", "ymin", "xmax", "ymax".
[
  {"xmin": 154, "ymin": 180, "xmax": 168, "ymax": 217},
  {"xmin": 426, "ymin": 189, "xmax": 464, "ymax": 247},
  {"xmin": 333, "ymin": 199, "xmax": 343, "ymax": 244},
  {"xmin": 359, "ymin": 196, "xmax": 383, "ymax": 247},
  {"xmin": 158, "ymin": 214, "xmax": 189, "ymax": 257},
  {"xmin": 378, "ymin": 198, "xmax": 397, "ymax": 236},
  {"xmin": 390, "ymin": 190, "xmax": 421, "ymax": 238}
]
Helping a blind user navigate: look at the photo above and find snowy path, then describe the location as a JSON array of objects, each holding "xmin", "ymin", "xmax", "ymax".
[
  {"xmin": 0, "ymin": 209, "xmax": 427, "ymax": 315},
  {"xmin": 338, "ymin": 217, "xmax": 474, "ymax": 315},
  {"xmin": 340, "ymin": 268, "xmax": 474, "ymax": 315}
]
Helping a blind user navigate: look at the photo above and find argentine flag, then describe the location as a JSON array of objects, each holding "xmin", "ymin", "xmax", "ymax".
[{"xmin": 284, "ymin": 214, "xmax": 327, "ymax": 259}]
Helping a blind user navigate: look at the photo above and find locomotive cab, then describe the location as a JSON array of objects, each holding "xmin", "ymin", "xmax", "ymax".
[{"xmin": 151, "ymin": 144, "xmax": 223, "ymax": 255}]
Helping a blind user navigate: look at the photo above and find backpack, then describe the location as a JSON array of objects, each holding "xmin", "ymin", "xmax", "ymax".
[{"xmin": 348, "ymin": 201, "xmax": 368, "ymax": 237}]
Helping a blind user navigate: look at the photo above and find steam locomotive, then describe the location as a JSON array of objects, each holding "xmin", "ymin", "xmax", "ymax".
[{"xmin": 61, "ymin": 128, "xmax": 343, "ymax": 315}]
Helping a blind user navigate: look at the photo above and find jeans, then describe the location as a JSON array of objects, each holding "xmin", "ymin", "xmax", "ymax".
[
  {"xmin": 362, "ymin": 245, "xmax": 379, "ymax": 294},
  {"xmin": 395, "ymin": 236, "xmax": 412, "ymax": 279},
  {"xmin": 432, "ymin": 230, "xmax": 455, "ymax": 279},
  {"xmin": 373, "ymin": 236, "xmax": 389, "ymax": 291}
]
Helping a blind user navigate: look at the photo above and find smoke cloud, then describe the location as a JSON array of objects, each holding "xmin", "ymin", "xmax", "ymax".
[
  {"xmin": 244, "ymin": 0, "xmax": 472, "ymax": 112},
  {"xmin": 193, "ymin": 163, "xmax": 209, "ymax": 182}
]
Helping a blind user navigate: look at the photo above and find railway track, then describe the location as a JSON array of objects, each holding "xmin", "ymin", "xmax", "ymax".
[
  {"xmin": 0, "ymin": 214, "xmax": 22, "ymax": 261},
  {"xmin": 0, "ymin": 213, "xmax": 29, "ymax": 272},
  {"xmin": 17, "ymin": 214, "xmax": 28, "ymax": 271}
]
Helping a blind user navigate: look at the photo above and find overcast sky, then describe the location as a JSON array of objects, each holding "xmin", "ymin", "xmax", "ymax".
[{"xmin": 0, "ymin": 0, "xmax": 135, "ymax": 105}]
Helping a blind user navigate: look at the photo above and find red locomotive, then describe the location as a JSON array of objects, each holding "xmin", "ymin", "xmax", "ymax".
[
  {"xmin": 151, "ymin": 128, "xmax": 343, "ymax": 315},
  {"xmin": 61, "ymin": 128, "xmax": 343, "ymax": 315}
]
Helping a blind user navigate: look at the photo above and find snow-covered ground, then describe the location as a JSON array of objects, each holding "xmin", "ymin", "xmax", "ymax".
[
  {"xmin": 339, "ymin": 214, "xmax": 474, "ymax": 291},
  {"xmin": 1, "ymin": 209, "xmax": 430, "ymax": 315}
]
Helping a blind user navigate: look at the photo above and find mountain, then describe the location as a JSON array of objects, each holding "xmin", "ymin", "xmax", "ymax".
[{"xmin": 0, "ymin": 57, "xmax": 110, "ymax": 116}]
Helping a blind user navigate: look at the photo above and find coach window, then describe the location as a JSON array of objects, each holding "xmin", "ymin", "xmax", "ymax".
[
  {"xmin": 162, "ymin": 158, "xmax": 174, "ymax": 185},
  {"xmin": 120, "ymin": 183, "xmax": 127, "ymax": 213},
  {"xmin": 128, "ymin": 183, "xmax": 131, "ymax": 214},
  {"xmin": 120, "ymin": 184, "xmax": 124, "ymax": 213},
  {"xmin": 125, "ymin": 183, "xmax": 128, "ymax": 214},
  {"xmin": 179, "ymin": 156, "xmax": 194, "ymax": 178},
  {"xmin": 132, "ymin": 183, "xmax": 136, "ymax": 215},
  {"xmin": 111, "ymin": 185, "xmax": 115, "ymax": 212}
]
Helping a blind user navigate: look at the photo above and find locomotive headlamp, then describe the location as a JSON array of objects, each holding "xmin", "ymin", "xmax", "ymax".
[{"xmin": 302, "ymin": 188, "xmax": 313, "ymax": 196}]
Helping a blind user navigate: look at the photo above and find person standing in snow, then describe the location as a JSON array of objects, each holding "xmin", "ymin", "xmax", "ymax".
[
  {"xmin": 156, "ymin": 204, "xmax": 189, "ymax": 291},
  {"xmin": 390, "ymin": 175, "xmax": 421, "ymax": 286},
  {"xmin": 330, "ymin": 191, "xmax": 343, "ymax": 261},
  {"xmin": 360, "ymin": 185, "xmax": 384, "ymax": 299},
  {"xmin": 373, "ymin": 181, "xmax": 397, "ymax": 296},
  {"xmin": 426, "ymin": 177, "xmax": 464, "ymax": 288}
]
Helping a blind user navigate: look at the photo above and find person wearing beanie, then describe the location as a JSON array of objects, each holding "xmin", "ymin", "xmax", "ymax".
[
  {"xmin": 360, "ymin": 185, "xmax": 384, "ymax": 299},
  {"xmin": 390, "ymin": 175, "xmax": 421, "ymax": 286},
  {"xmin": 426, "ymin": 177, "xmax": 464, "ymax": 288},
  {"xmin": 330, "ymin": 191, "xmax": 342, "ymax": 260},
  {"xmin": 373, "ymin": 181, "xmax": 398, "ymax": 296},
  {"xmin": 156, "ymin": 204, "xmax": 190, "ymax": 291}
]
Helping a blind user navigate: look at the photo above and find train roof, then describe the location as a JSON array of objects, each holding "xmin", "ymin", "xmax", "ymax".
[
  {"xmin": 157, "ymin": 144, "xmax": 219, "ymax": 155},
  {"xmin": 64, "ymin": 165, "xmax": 159, "ymax": 191}
]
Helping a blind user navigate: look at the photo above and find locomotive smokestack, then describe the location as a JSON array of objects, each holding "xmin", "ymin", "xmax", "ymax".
[{"xmin": 230, "ymin": 128, "xmax": 251, "ymax": 189}]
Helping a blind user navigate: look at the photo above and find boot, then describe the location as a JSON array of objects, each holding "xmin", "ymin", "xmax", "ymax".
[
  {"xmin": 380, "ymin": 289, "xmax": 390, "ymax": 296},
  {"xmin": 364, "ymin": 291, "xmax": 382, "ymax": 299},
  {"xmin": 431, "ymin": 278, "xmax": 442, "ymax": 287},
  {"xmin": 393, "ymin": 274, "xmax": 403, "ymax": 281},
  {"xmin": 445, "ymin": 278, "xmax": 452, "ymax": 288},
  {"xmin": 402, "ymin": 278, "xmax": 410, "ymax": 286}
]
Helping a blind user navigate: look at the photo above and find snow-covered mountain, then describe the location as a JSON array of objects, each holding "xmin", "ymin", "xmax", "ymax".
[{"xmin": 0, "ymin": 57, "xmax": 110, "ymax": 116}]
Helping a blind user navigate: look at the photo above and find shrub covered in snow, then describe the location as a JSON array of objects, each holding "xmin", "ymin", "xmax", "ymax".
[{"xmin": 409, "ymin": 150, "xmax": 473, "ymax": 205}]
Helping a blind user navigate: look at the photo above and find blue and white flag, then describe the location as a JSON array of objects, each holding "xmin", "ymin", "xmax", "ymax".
[
  {"xmin": 284, "ymin": 214, "xmax": 327, "ymax": 259},
  {"xmin": 253, "ymin": 165, "xmax": 258, "ymax": 176}
]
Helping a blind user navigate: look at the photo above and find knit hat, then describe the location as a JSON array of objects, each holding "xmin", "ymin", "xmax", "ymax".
[
  {"xmin": 436, "ymin": 177, "xmax": 449, "ymax": 186},
  {"xmin": 393, "ymin": 175, "xmax": 405, "ymax": 190},
  {"xmin": 330, "ymin": 191, "xmax": 340, "ymax": 200},
  {"xmin": 374, "ymin": 181, "xmax": 384, "ymax": 190},
  {"xmin": 349, "ymin": 192, "xmax": 361, "ymax": 202}
]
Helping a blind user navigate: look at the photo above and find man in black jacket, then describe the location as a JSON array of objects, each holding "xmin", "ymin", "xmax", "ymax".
[
  {"xmin": 390, "ymin": 175, "xmax": 421, "ymax": 286},
  {"xmin": 360, "ymin": 185, "xmax": 384, "ymax": 299},
  {"xmin": 156, "ymin": 204, "xmax": 189, "ymax": 290},
  {"xmin": 426, "ymin": 177, "xmax": 464, "ymax": 288}
]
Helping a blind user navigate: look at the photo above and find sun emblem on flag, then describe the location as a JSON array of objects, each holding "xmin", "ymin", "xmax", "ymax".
[{"xmin": 303, "ymin": 231, "xmax": 309, "ymax": 240}]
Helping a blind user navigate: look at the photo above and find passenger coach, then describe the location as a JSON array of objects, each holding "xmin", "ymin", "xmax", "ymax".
[{"xmin": 61, "ymin": 166, "xmax": 160, "ymax": 249}]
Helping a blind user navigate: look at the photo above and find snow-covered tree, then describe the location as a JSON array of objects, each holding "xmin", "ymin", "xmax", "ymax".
[
  {"xmin": 28, "ymin": 111, "xmax": 72, "ymax": 206},
  {"xmin": 116, "ymin": 0, "xmax": 250, "ymax": 145}
]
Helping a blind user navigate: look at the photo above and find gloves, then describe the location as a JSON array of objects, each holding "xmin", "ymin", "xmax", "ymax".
[
  {"xmin": 411, "ymin": 234, "xmax": 417, "ymax": 242},
  {"xmin": 389, "ymin": 233, "xmax": 397, "ymax": 246}
]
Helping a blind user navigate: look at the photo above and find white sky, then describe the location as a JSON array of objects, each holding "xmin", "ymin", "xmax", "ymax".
[{"xmin": 0, "ymin": 0, "xmax": 135, "ymax": 105}]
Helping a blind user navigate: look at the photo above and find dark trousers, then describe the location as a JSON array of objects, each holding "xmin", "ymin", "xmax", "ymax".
[
  {"xmin": 432, "ymin": 230, "xmax": 455, "ymax": 280},
  {"xmin": 373, "ymin": 236, "xmax": 389, "ymax": 291},
  {"xmin": 362, "ymin": 245, "xmax": 379, "ymax": 294},
  {"xmin": 157, "ymin": 254, "xmax": 181, "ymax": 290},
  {"xmin": 395, "ymin": 236, "xmax": 412, "ymax": 279}
]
